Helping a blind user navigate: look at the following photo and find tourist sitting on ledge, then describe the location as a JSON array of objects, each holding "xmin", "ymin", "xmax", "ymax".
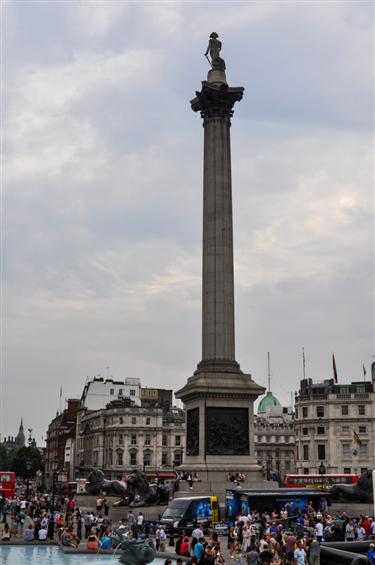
[
  {"xmin": 38, "ymin": 525, "xmax": 48, "ymax": 541},
  {"xmin": 87, "ymin": 532, "xmax": 100, "ymax": 550},
  {"xmin": 1, "ymin": 523, "xmax": 11, "ymax": 541},
  {"xmin": 100, "ymin": 531, "xmax": 112, "ymax": 550},
  {"xmin": 61, "ymin": 526, "xmax": 79, "ymax": 548},
  {"xmin": 24, "ymin": 524, "xmax": 35, "ymax": 541}
]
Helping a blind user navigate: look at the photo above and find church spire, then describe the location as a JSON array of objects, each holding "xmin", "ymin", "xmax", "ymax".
[{"xmin": 16, "ymin": 418, "xmax": 25, "ymax": 447}]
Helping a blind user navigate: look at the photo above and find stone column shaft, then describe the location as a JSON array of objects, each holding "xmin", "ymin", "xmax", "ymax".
[{"xmin": 202, "ymin": 116, "xmax": 235, "ymax": 363}]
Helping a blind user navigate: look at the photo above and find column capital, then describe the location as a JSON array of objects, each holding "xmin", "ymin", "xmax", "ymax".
[{"xmin": 190, "ymin": 81, "xmax": 244, "ymax": 120}]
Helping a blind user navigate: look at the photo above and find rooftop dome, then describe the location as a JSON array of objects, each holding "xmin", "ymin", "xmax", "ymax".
[{"xmin": 257, "ymin": 391, "xmax": 281, "ymax": 414}]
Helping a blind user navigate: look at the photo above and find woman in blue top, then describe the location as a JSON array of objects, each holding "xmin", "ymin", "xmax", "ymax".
[{"xmin": 101, "ymin": 532, "xmax": 112, "ymax": 550}]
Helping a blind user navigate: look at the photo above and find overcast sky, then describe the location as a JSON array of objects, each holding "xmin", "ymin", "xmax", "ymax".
[{"xmin": 2, "ymin": 1, "xmax": 374, "ymax": 444}]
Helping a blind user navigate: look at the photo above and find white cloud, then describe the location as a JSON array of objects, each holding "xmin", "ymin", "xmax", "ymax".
[{"xmin": 2, "ymin": 1, "xmax": 373, "ymax": 439}]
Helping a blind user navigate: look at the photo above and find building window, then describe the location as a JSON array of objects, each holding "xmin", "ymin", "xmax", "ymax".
[
  {"xmin": 117, "ymin": 451, "xmax": 123, "ymax": 466},
  {"xmin": 130, "ymin": 389, "xmax": 136, "ymax": 396},
  {"xmin": 356, "ymin": 385, "xmax": 366, "ymax": 393},
  {"xmin": 295, "ymin": 408, "xmax": 298, "ymax": 419},
  {"xmin": 303, "ymin": 445, "xmax": 309, "ymax": 460},
  {"xmin": 119, "ymin": 417, "xmax": 123, "ymax": 424},
  {"xmin": 343, "ymin": 467, "xmax": 351, "ymax": 474},
  {"xmin": 162, "ymin": 453, "xmax": 168, "ymax": 465},
  {"xmin": 302, "ymin": 427, "xmax": 308, "ymax": 436},
  {"xmin": 110, "ymin": 389, "xmax": 114, "ymax": 395},
  {"xmin": 317, "ymin": 445, "xmax": 326, "ymax": 460},
  {"xmin": 358, "ymin": 405, "xmax": 366, "ymax": 416},
  {"xmin": 342, "ymin": 443, "xmax": 351, "ymax": 457},
  {"xmin": 145, "ymin": 434, "xmax": 151, "ymax": 446},
  {"xmin": 316, "ymin": 406, "xmax": 324, "ymax": 418},
  {"xmin": 162, "ymin": 435, "xmax": 167, "ymax": 447},
  {"xmin": 130, "ymin": 451, "xmax": 137, "ymax": 466},
  {"xmin": 317, "ymin": 426, "xmax": 325, "ymax": 435},
  {"xmin": 143, "ymin": 452, "xmax": 151, "ymax": 467},
  {"xmin": 359, "ymin": 443, "xmax": 368, "ymax": 457},
  {"xmin": 341, "ymin": 405, "xmax": 349, "ymax": 416},
  {"xmin": 132, "ymin": 417, "xmax": 136, "ymax": 425},
  {"xmin": 341, "ymin": 426, "xmax": 349, "ymax": 433},
  {"xmin": 303, "ymin": 468, "xmax": 309, "ymax": 474},
  {"xmin": 360, "ymin": 467, "xmax": 368, "ymax": 474},
  {"xmin": 131, "ymin": 434, "xmax": 137, "ymax": 445},
  {"xmin": 174, "ymin": 451, "xmax": 182, "ymax": 466},
  {"xmin": 358, "ymin": 426, "xmax": 367, "ymax": 434},
  {"xmin": 146, "ymin": 417, "xmax": 151, "ymax": 425},
  {"xmin": 119, "ymin": 434, "xmax": 123, "ymax": 445},
  {"xmin": 118, "ymin": 389, "xmax": 123, "ymax": 396},
  {"xmin": 302, "ymin": 407, "xmax": 308, "ymax": 418},
  {"xmin": 175, "ymin": 435, "xmax": 181, "ymax": 447}
]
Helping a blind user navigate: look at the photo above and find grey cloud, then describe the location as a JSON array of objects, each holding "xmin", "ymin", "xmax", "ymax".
[{"xmin": 2, "ymin": 1, "xmax": 373, "ymax": 440}]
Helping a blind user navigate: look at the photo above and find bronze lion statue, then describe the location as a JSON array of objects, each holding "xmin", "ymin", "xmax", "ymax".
[
  {"xmin": 85, "ymin": 468, "xmax": 127, "ymax": 497},
  {"xmin": 329, "ymin": 469, "xmax": 373, "ymax": 503},
  {"xmin": 125, "ymin": 469, "xmax": 170, "ymax": 506}
]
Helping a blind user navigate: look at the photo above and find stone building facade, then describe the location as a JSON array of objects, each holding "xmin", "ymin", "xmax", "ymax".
[
  {"xmin": 74, "ymin": 397, "xmax": 185, "ymax": 480},
  {"xmin": 80, "ymin": 376, "xmax": 141, "ymax": 410},
  {"xmin": 254, "ymin": 392, "xmax": 295, "ymax": 479},
  {"xmin": 294, "ymin": 373, "xmax": 375, "ymax": 475},
  {"xmin": 45, "ymin": 399, "xmax": 80, "ymax": 488}
]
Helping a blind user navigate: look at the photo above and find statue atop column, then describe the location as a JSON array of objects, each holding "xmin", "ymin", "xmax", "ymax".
[{"xmin": 205, "ymin": 32, "xmax": 226, "ymax": 70}]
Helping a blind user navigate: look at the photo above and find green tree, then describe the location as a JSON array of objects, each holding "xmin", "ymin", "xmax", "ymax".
[
  {"xmin": 0, "ymin": 444, "xmax": 10, "ymax": 469},
  {"xmin": 11, "ymin": 447, "xmax": 43, "ymax": 478}
]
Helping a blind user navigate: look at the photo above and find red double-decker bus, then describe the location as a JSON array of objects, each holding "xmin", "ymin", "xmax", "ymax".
[
  {"xmin": 0, "ymin": 471, "xmax": 17, "ymax": 498},
  {"xmin": 284, "ymin": 473, "xmax": 359, "ymax": 491}
]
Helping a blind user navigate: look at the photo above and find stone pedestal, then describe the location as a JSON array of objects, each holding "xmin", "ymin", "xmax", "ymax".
[
  {"xmin": 176, "ymin": 64, "xmax": 265, "ymax": 485},
  {"xmin": 177, "ymin": 371, "xmax": 264, "ymax": 477}
]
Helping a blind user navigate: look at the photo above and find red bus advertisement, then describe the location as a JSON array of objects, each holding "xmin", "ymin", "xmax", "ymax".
[
  {"xmin": 0, "ymin": 471, "xmax": 16, "ymax": 498},
  {"xmin": 145, "ymin": 472, "xmax": 176, "ymax": 484},
  {"xmin": 284, "ymin": 473, "xmax": 359, "ymax": 491}
]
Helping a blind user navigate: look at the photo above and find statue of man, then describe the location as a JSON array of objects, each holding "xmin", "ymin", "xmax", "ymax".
[{"xmin": 205, "ymin": 32, "xmax": 226, "ymax": 70}]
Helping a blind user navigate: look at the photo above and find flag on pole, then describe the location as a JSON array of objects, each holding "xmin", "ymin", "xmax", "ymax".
[
  {"xmin": 363, "ymin": 364, "xmax": 367, "ymax": 378},
  {"xmin": 60, "ymin": 385, "xmax": 62, "ymax": 398},
  {"xmin": 302, "ymin": 347, "xmax": 306, "ymax": 379},
  {"xmin": 353, "ymin": 430, "xmax": 362, "ymax": 448},
  {"xmin": 332, "ymin": 353, "xmax": 338, "ymax": 383}
]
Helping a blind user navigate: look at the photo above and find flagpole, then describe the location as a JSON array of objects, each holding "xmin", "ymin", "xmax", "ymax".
[
  {"xmin": 302, "ymin": 347, "xmax": 306, "ymax": 380},
  {"xmin": 332, "ymin": 353, "xmax": 338, "ymax": 384},
  {"xmin": 267, "ymin": 352, "xmax": 271, "ymax": 392}
]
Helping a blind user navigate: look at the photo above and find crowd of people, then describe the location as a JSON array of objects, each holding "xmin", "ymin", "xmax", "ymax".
[
  {"xmin": 169, "ymin": 504, "xmax": 375, "ymax": 565},
  {"xmin": 0, "ymin": 493, "xmax": 115, "ymax": 550},
  {"xmin": 1, "ymin": 492, "xmax": 375, "ymax": 563}
]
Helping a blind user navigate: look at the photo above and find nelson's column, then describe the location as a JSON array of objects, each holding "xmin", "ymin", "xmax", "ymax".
[{"xmin": 176, "ymin": 34, "xmax": 265, "ymax": 490}]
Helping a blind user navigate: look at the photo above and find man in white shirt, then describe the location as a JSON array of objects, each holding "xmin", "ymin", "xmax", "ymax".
[
  {"xmin": 315, "ymin": 520, "xmax": 324, "ymax": 542},
  {"xmin": 137, "ymin": 512, "xmax": 144, "ymax": 532},
  {"xmin": 192, "ymin": 526, "xmax": 203, "ymax": 539},
  {"xmin": 38, "ymin": 527, "xmax": 48, "ymax": 541},
  {"xmin": 358, "ymin": 525, "xmax": 366, "ymax": 541},
  {"xmin": 294, "ymin": 541, "xmax": 306, "ymax": 565}
]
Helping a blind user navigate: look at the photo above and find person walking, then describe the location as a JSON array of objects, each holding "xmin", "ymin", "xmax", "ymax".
[
  {"xmin": 294, "ymin": 540, "xmax": 307, "ymax": 565},
  {"xmin": 84, "ymin": 511, "xmax": 92, "ymax": 538},
  {"xmin": 309, "ymin": 537, "xmax": 321, "ymax": 565},
  {"xmin": 137, "ymin": 512, "xmax": 144, "ymax": 534}
]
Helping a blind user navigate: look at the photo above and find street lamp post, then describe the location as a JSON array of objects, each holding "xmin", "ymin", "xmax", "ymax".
[
  {"xmin": 48, "ymin": 458, "xmax": 59, "ymax": 540},
  {"xmin": 25, "ymin": 459, "xmax": 32, "ymax": 500}
]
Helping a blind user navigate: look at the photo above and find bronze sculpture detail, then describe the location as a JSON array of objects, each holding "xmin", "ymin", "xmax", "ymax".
[{"xmin": 205, "ymin": 32, "xmax": 226, "ymax": 71}]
